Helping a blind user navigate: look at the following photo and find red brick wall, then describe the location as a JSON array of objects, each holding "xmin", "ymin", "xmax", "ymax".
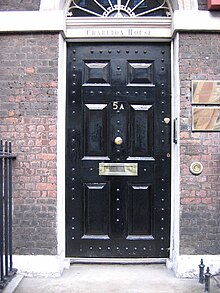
[
  {"xmin": 179, "ymin": 33, "xmax": 220, "ymax": 254},
  {"xmin": 0, "ymin": 33, "xmax": 59, "ymax": 255}
]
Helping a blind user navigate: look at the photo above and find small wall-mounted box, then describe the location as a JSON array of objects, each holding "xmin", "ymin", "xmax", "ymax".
[{"xmin": 208, "ymin": 0, "xmax": 220, "ymax": 10}]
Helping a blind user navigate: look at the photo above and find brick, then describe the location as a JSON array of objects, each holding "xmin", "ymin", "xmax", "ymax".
[
  {"xmin": 36, "ymin": 153, "xmax": 56, "ymax": 161},
  {"xmin": 48, "ymin": 191, "xmax": 57, "ymax": 197},
  {"xmin": 179, "ymin": 33, "xmax": 220, "ymax": 255},
  {"xmin": 201, "ymin": 198, "xmax": 212, "ymax": 204},
  {"xmin": 24, "ymin": 67, "xmax": 35, "ymax": 74},
  {"xmin": 48, "ymin": 176, "xmax": 57, "ymax": 183},
  {"xmin": 36, "ymin": 183, "xmax": 56, "ymax": 191},
  {"xmin": 181, "ymin": 198, "xmax": 201, "ymax": 205}
]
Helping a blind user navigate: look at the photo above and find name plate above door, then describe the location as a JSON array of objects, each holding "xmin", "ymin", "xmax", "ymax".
[
  {"xmin": 99, "ymin": 163, "xmax": 138, "ymax": 176},
  {"xmin": 66, "ymin": 18, "xmax": 172, "ymax": 39}
]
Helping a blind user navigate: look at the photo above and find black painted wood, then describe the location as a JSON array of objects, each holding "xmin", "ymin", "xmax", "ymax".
[{"xmin": 66, "ymin": 43, "xmax": 171, "ymax": 258}]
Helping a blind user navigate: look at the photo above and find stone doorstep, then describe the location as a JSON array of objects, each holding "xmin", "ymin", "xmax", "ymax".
[
  {"xmin": 2, "ymin": 275, "xmax": 23, "ymax": 293},
  {"xmin": 2, "ymin": 266, "xmax": 220, "ymax": 293},
  {"xmin": 212, "ymin": 274, "xmax": 220, "ymax": 288}
]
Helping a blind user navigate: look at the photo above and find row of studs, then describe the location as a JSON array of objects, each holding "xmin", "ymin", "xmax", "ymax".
[
  {"xmin": 161, "ymin": 82, "xmax": 167, "ymax": 144},
  {"xmin": 160, "ymin": 50, "xmax": 168, "ymax": 250},
  {"xmin": 86, "ymin": 90, "xmax": 152, "ymax": 96},
  {"xmin": 159, "ymin": 50, "xmax": 168, "ymax": 253},
  {"xmin": 80, "ymin": 49, "xmax": 167, "ymax": 55},
  {"xmin": 115, "ymin": 188, "xmax": 121, "ymax": 223},
  {"xmin": 71, "ymin": 50, "xmax": 77, "ymax": 240},
  {"xmin": 78, "ymin": 246, "xmax": 165, "ymax": 252}
]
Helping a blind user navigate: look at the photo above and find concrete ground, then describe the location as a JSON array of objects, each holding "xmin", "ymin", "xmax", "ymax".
[{"xmin": 7, "ymin": 264, "xmax": 219, "ymax": 293}]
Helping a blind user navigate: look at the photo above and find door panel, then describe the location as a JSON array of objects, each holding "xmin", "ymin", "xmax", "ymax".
[
  {"xmin": 127, "ymin": 183, "xmax": 153, "ymax": 237},
  {"xmin": 66, "ymin": 42, "xmax": 171, "ymax": 258},
  {"xmin": 127, "ymin": 61, "xmax": 154, "ymax": 85},
  {"xmin": 84, "ymin": 104, "xmax": 108, "ymax": 158},
  {"xmin": 129, "ymin": 104, "xmax": 154, "ymax": 158},
  {"xmin": 83, "ymin": 182, "xmax": 110, "ymax": 238}
]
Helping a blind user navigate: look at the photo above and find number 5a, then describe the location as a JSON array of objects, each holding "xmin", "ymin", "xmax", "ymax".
[{"xmin": 112, "ymin": 101, "xmax": 125, "ymax": 110}]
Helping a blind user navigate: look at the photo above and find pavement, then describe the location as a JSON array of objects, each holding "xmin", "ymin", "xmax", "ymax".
[{"xmin": 4, "ymin": 264, "xmax": 220, "ymax": 293}]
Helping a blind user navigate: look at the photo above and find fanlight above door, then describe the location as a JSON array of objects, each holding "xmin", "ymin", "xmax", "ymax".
[{"xmin": 67, "ymin": 0, "xmax": 171, "ymax": 17}]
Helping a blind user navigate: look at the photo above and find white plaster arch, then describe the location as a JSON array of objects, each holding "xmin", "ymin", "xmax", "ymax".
[{"xmin": 40, "ymin": 0, "xmax": 198, "ymax": 12}]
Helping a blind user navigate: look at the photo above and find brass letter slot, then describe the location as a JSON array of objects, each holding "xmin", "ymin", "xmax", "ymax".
[{"xmin": 99, "ymin": 163, "xmax": 138, "ymax": 176}]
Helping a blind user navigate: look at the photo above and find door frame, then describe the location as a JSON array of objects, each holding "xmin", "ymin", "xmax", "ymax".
[
  {"xmin": 65, "ymin": 41, "xmax": 172, "ymax": 259},
  {"xmin": 61, "ymin": 37, "xmax": 177, "ymax": 262}
]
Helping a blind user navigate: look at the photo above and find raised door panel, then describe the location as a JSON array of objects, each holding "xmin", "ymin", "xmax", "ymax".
[
  {"xmin": 129, "ymin": 104, "xmax": 154, "ymax": 160},
  {"xmin": 83, "ymin": 104, "xmax": 108, "ymax": 159},
  {"xmin": 82, "ymin": 182, "xmax": 110, "ymax": 239},
  {"xmin": 127, "ymin": 183, "xmax": 154, "ymax": 239}
]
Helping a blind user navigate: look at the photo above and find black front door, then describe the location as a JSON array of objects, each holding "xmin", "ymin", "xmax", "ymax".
[{"xmin": 66, "ymin": 42, "xmax": 171, "ymax": 258}]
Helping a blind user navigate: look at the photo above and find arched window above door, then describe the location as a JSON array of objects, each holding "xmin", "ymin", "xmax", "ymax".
[{"xmin": 67, "ymin": 0, "xmax": 172, "ymax": 17}]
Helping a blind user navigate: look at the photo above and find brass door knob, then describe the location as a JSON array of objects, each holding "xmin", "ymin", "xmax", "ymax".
[{"xmin": 114, "ymin": 137, "xmax": 123, "ymax": 145}]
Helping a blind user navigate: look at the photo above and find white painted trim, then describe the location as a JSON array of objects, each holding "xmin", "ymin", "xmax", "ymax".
[
  {"xmin": 57, "ymin": 34, "xmax": 67, "ymax": 258},
  {"xmin": 0, "ymin": 10, "xmax": 220, "ymax": 36},
  {"xmin": 13, "ymin": 255, "xmax": 70, "ymax": 277},
  {"xmin": 170, "ymin": 33, "xmax": 180, "ymax": 262},
  {"xmin": 0, "ymin": 11, "xmax": 65, "ymax": 32},
  {"xmin": 170, "ymin": 39, "xmax": 174, "ymax": 260},
  {"xmin": 172, "ymin": 10, "xmax": 220, "ymax": 35},
  {"xmin": 172, "ymin": 255, "xmax": 220, "ymax": 278},
  {"xmin": 178, "ymin": 0, "xmax": 198, "ymax": 10},
  {"xmin": 63, "ymin": 40, "xmax": 174, "ymax": 263}
]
